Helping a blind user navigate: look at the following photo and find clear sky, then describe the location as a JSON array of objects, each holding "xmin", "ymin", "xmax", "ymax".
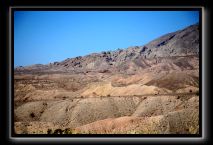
[{"xmin": 14, "ymin": 11, "xmax": 199, "ymax": 67}]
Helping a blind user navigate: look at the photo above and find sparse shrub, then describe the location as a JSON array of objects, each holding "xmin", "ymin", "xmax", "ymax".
[
  {"xmin": 30, "ymin": 112, "xmax": 35, "ymax": 118},
  {"xmin": 64, "ymin": 128, "xmax": 72, "ymax": 134},
  {"xmin": 189, "ymin": 89, "xmax": 192, "ymax": 93},
  {"xmin": 53, "ymin": 129, "xmax": 63, "ymax": 134},
  {"xmin": 47, "ymin": 128, "xmax": 77, "ymax": 134},
  {"xmin": 47, "ymin": 129, "xmax": 52, "ymax": 134},
  {"xmin": 43, "ymin": 102, "xmax": 47, "ymax": 106},
  {"xmin": 107, "ymin": 94, "xmax": 110, "ymax": 97},
  {"xmin": 99, "ymin": 69, "xmax": 110, "ymax": 73}
]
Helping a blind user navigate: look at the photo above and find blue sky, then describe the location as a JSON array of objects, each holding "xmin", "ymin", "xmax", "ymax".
[{"xmin": 14, "ymin": 11, "xmax": 199, "ymax": 67}]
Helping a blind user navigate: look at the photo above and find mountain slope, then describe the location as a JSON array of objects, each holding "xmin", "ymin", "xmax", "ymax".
[{"xmin": 15, "ymin": 23, "xmax": 199, "ymax": 74}]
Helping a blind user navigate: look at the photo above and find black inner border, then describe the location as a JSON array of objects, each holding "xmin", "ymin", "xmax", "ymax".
[{"xmin": 10, "ymin": 7, "xmax": 202, "ymax": 138}]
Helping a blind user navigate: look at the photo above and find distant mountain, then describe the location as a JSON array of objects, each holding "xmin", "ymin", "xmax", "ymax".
[{"xmin": 15, "ymin": 23, "xmax": 199, "ymax": 74}]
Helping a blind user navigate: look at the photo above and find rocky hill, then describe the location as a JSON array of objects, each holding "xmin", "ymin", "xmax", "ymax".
[{"xmin": 15, "ymin": 23, "xmax": 199, "ymax": 74}]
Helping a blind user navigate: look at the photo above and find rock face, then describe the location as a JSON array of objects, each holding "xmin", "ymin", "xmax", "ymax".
[
  {"xmin": 14, "ymin": 23, "xmax": 200, "ymax": 134},
  {"xmin": 142, "ymin": 23, "xmax": 199, "ymax": 57},
  {"xmin": 15, "ymin": 23, "xmax": 199, "ymax": 74}
]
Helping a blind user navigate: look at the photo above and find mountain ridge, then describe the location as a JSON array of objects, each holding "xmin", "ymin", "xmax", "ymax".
[{"xmin": 15, "ymin": 23, "xmax": 199, "ymax": 74}]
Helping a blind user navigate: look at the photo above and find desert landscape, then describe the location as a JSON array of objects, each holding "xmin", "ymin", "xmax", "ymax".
[{"xmin": 14, "ymin": 23, "xmax": 200, "ymax": 134}]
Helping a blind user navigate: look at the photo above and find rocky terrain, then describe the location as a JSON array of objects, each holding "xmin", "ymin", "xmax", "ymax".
[{"xmin": 14, "ymin": 23, "xmax": 200, "ymax": 134}]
